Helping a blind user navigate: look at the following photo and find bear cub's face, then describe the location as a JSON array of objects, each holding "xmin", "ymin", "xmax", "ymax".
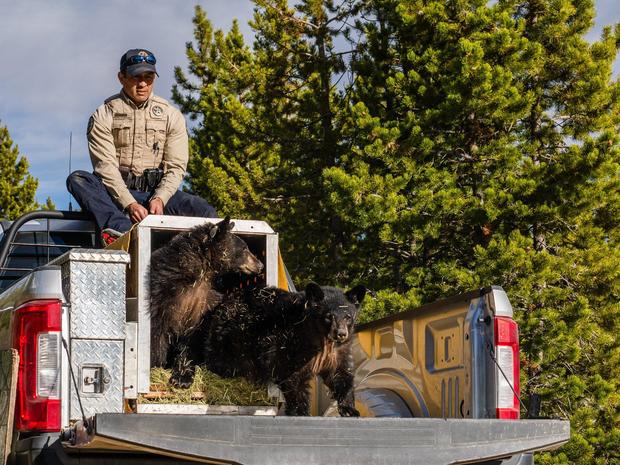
[
  {"xmin": 323, "ymin": 304, "xmax": 355, "ymax": 343},
  {"xmin": 305, "ymin": 283, "xmax": 367, "ymax": 344},
  {"xmin": 208, "ymin": 217, "xmax": 264, "ymax": 275}
]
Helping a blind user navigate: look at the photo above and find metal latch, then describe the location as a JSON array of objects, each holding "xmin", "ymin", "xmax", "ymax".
[{"xmin": 81, "ymin": 365, "xmax": 111, "ymax": 394}]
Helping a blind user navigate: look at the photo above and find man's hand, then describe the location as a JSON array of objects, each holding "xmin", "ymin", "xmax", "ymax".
[
  {"xmin": 126, "ymin": 202, "xmax": 149, "ymax": 223},
  {"xmin": 149, "ymin": 197, "xmax": 164, "ymax": 215}
]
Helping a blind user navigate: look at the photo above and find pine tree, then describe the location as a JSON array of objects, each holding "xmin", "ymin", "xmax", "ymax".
[
  {"xmin": 42, "ymin": 197, "xmax": 56, "ymax": 210},
  {"xmin": 497, "ymin": 0, "xmax": 620, "ymax": 462},
  {"xmin": 176, "ymin": 1, "xmax": 620, "ymax": 461},
  {"xmin": 0, "ymin": 123, "xmax": 40, "ymax": 219},
  {"xmin": 173, "ymin": 8, "xmax": 263, "ymax": 217},
  {"xmin": 332, "ymin": 0, "xmax": 620, "ymax": 461},
  {"xmin": 174, "ymin": 1, "xmax": 361, "ymax": 282},
  {"xmin": 326, "ymin": 0, "xmax": 543, "ymax": 294}
]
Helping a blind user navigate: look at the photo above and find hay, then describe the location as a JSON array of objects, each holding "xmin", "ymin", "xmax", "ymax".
[{"xmin": 140, "ymin": 366, "xmax": 278, "ymax": 406}]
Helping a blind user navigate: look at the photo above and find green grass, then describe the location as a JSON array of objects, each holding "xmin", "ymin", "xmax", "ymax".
[{"xmin": 140, "ymin": 367, "xmax": 278, "ymax": 406}]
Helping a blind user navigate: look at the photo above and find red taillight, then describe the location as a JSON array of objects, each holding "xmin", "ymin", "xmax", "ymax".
[
  {"xmin": 12, "ymin": 300, "xmax": 62, "ymax": 432},
  {"xmin": 494, "ymin": 316, "xmax": 520, "ymax": 420}
]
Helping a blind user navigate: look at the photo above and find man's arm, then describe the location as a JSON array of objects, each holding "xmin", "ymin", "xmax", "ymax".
[
  {"xmin": 152, "ymin": 109, "xmax": 189, "ymax": 205},
  {"xmin": 88, "ymin": 106, "xmax": 137, "ymax": 210}
]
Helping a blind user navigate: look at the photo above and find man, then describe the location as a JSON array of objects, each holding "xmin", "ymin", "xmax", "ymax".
[{"xmin": 67, "ymin": 48, "xmax": 216, "ymax": 245}]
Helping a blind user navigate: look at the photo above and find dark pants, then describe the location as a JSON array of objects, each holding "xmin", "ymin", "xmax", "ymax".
[{"xmin": 67, "ymin": 170, "xmax": 217, "ymax": 233}]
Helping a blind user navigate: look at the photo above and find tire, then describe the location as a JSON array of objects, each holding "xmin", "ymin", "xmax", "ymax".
[{"xmin": 322, "ymin": 388, "xmax": 413, "ymax": 418}]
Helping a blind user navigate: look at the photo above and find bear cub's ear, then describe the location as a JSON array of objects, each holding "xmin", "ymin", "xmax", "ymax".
[
  {"xmin": 345, "ymin": 285, "xmax": 367, "ymax": 305},
  {"xmin": 209, "ymin": 216, "xmax": 235, "ymax": 239},
  {"xmin": 305, "ymin": 282, "xmax": 324, "ymax": 305}
]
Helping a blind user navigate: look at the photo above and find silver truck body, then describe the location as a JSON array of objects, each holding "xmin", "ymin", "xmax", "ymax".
[{"xmin": 0, "ymin": 211, "xmax": 569, "ymax": 465}]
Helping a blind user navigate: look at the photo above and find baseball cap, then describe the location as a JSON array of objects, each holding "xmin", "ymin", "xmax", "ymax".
[{"xmin": 120, "ymin": 49, "xmax": 158, "ymax": 77}]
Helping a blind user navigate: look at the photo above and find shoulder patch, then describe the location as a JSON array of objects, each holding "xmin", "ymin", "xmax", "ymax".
[
  {"xmin": 150, "ymin": 105, "xmax": 164, "ymax": 118},
  {"xmin": 87, "ymin": 116, "xmax": 94, "ymax": 135}
]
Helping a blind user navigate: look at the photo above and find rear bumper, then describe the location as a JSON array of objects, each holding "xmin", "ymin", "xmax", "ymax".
[{"xmin": 9, "ymin": 433, "xmax": 197, "ymax": 465}]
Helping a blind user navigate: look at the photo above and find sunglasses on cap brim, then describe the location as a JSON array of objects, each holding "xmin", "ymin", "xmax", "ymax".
[{"xmin": 126, "ymin": 54, "xmax": 156, "ymax": 66}]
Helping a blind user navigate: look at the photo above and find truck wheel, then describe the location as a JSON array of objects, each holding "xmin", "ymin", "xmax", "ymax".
[
  {"xmin": 355, "ymin": 388, "xmax": 413, "ymax": 418},
  {"xmin": 322, "ymin": 388, "xmax": 413, "ymax": 418}
]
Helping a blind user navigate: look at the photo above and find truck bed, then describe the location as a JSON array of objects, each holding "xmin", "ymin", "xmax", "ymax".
[
  {"xmin": 0, "ymin": 212, "xmax": 571, "ymax": 465},
  {"xmin": 55, "ymin": 414, "xmax": 570, "ymax": 465}
]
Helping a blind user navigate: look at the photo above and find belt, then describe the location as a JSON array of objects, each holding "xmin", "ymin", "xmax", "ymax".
[{"xmin": 121, "ymin": 168, "xmax": 164, "ymax": 192}]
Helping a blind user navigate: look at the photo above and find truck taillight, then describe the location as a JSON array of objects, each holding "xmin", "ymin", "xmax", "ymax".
[
  {"xmin": 12, "ymin": 300, "xmax": 62, "ymax": 432},
  {"xmin": 494, "ymin": 316, "xmax": 520, "ymax": 420}
]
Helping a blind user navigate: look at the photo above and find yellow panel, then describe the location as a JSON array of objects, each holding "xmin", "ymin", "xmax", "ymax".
[
  {"xmin": 375, "ymin": 327, "xmax": 394, "ymax": 360},
  {"xmin": 105, "ymin": 224, "xmax": 136, "ymax": 252},
  {"xmin": 356, "ymin": 330, "xmax": 373, "ymax": 358},
  {"xmin": 277, "ymin": 251, "xmax": 289, "ymax": 291}
]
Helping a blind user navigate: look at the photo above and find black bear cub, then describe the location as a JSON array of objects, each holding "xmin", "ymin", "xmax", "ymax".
[
  {"xmin": 149, "ymin": 217, "xmax": 263, "ymax": 387},
  {"xmin": 203, "ymin": 283, "xmax": 366, "ymax": 416}
]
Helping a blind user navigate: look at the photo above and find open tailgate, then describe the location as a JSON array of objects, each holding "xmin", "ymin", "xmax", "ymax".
[{"xmin": 64, "ymin": 414, "xmax": 569, "ymax": 465}]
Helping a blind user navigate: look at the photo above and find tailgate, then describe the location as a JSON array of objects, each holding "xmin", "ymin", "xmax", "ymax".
[{"xmin": 64, "ymin": 414, "xmax": 569, "ymax": 465}]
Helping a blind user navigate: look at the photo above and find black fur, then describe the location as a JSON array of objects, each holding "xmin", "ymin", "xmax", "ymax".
[
  {"xmin": 202, "ymin": 283, "xmax": 366, "ymax": 416},
  {"xmin": 149, "ymin": 216, "xmax": 263, "ymax": 387}
]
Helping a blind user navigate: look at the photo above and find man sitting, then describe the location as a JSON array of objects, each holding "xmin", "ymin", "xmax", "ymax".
[{"xmin": 67, "ymin": 48, "xmax": 216, "ymax": 246}]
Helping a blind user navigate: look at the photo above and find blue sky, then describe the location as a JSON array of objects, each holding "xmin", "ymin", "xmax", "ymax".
[{"xmin": 0, "ymin": 0, "xmax": 619, "ymax": 210}]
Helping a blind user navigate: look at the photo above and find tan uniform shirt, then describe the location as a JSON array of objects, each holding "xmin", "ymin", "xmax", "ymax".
[{"xmin": 87, "ymin": 91, "xmax": 188, "ymax": 209}]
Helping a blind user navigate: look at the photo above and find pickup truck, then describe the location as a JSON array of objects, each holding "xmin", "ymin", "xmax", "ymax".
[{"xmin": 0, "ymin": 210, "xmax": 569, "ymax": 465}]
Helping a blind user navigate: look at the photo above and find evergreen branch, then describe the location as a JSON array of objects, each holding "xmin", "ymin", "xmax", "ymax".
[
  {"xmin": 262, "ymin": 194, "xmax": 314, "ymax": 202},
  {"xmin": 262, "ymin": 0, "xmax": 319, "ymax": 30}
]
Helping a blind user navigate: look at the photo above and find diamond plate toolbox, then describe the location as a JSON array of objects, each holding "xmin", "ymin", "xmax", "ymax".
[
  {"xmin": 51, "ymin": 249, "xmax": 130, "ymax": 339},
  {"xmin": 70, "ymin": 339, "xmax": 124, "ymax": 419},
  {"xmin": 51, "ymin": 249, "xmax": 130, "ymax": 419}
]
